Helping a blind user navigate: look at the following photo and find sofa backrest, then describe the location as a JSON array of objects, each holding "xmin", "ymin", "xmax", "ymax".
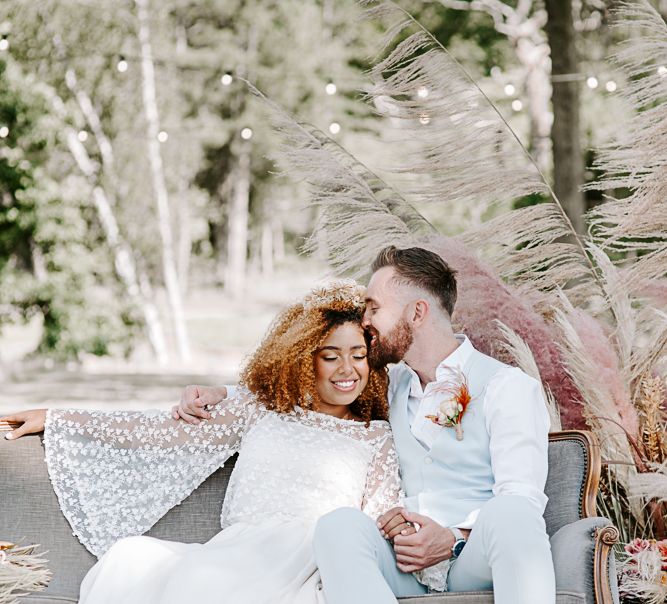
[
  {"xmin": 544, "ymin": 431, "xmax": 599, "ymax": 536},
  {"xmin": 0, "ymin": 429, "xmax": 599, "ymax": 600}
]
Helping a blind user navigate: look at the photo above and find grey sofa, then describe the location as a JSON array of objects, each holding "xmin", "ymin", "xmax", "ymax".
[{"xmin": 0, "ymin": 425, "xmax": 619, "ymax": 604}]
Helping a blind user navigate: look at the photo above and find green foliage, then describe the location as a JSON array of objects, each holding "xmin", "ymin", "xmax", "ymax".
[{"xmin": 0, "ymin": 57, "xmax": 138, "ymax": 359}]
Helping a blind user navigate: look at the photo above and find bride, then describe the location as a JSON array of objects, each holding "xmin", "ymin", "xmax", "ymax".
[{"xmin": 1, "ymin": 281, "xmax": 401, "ymax": 604}]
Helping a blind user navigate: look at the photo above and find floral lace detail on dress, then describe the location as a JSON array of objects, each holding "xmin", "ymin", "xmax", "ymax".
[
  {"xmin": 44, "ymin": 390, "xmax": 401, "ymax": 559},
  {"xmin": 44, "ymin": 389, "xmax": 263, "ymax": 558},
  {"xmin": 415, "ymin": 559, "xmax": 452, "ymax": 592},
  {"xmin": 219, "ymin": 406, "xmax": 400, "ymax": 528}
]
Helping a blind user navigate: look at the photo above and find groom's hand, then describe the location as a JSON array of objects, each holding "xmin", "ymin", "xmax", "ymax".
[
  {"xmin": 377, "ymin": 507, "xmax": 417, "ymax": 541},
  {"xmin": 171, "ymin": 385, "xmax": 227, "ymax": 424},
  {"xmin": 392, "ymin": 510, "xmax": 456, "ymax": 573}
]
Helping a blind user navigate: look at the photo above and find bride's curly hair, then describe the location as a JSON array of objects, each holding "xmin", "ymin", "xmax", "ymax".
[{"xmin": 240, "ymin": 281, "xmax": 389, "ymax": 424}]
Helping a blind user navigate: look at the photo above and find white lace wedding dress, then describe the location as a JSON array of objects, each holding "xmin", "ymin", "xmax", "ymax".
[{"xmin": 43, "ymin": 388, "xmax": 400, "ymax": 604}]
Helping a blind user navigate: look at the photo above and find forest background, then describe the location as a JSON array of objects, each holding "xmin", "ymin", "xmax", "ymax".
[{"xmin": 0, "ymin": 0, "xmax": 632, "ymax": 408}]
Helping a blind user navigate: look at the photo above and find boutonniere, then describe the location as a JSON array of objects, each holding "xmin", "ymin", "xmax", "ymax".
[{"xmin": 425, "ymin": 368, "xmax": 472, "ymax": 441}]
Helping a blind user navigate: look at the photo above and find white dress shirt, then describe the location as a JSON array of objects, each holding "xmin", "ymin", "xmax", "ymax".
[{"xmin": 402, "ymin": 335, "xmax": 550, "ymax": 529}]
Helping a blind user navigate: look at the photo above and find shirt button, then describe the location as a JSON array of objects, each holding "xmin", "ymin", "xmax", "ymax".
[{"xmin": 424, "ymin": 456, "xmax": 433, "ymax": 464}]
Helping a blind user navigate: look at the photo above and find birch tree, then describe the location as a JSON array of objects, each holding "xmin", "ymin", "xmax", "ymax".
[{"xmin": 135, "ymin": 0, "xmax": 190, "ymax": 360}]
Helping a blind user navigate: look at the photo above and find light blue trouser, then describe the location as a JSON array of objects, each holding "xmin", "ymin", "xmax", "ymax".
[{"xmin": 313, "ymin": 495, "xmax": 556, "ymax": 604}]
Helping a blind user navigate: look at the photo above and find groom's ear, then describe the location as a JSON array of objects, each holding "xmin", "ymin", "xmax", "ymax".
[{"xmin": 411, "ymin": 299, "xmax": 430, "ymax": 326}]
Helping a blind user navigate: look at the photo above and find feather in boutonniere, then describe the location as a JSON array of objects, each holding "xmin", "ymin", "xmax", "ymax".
[{"xmin": 425, "ymin": 368, "xmax": 472, "ymax": 441}]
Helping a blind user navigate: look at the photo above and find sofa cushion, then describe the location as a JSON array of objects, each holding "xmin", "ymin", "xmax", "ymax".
[
  {"xmin": 398, "ymin": 591, "xmax": 585, "ymax": 603},
  {"xmin": 14, "ymin": 597, "xmax": 77, "ymax": 604}
]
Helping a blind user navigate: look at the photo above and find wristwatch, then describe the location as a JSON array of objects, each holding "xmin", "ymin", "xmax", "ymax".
[{"xmin": 449, "ymin": 527, "xmax": 466, "ymax": 559}]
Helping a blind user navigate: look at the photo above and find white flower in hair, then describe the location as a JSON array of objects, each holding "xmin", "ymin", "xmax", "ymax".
[{"xmin": 303, "ymin": 279, "xmax": 366, "ymax": 311}]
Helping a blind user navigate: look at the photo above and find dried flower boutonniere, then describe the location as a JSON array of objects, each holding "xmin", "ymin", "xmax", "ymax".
[{"xmin": 425, "ymin": 368, "xmax": 472, "ymax": 441}]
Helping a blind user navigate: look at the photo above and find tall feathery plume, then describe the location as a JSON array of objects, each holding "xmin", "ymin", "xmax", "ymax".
[
  {"xmin": 0, "ymin": 543, "xmax": 51, "ymax": 604},
  {"xmin": 587, "ymin": 1, "xmax": 667, "ymax": 297},
  {"xmin": 638, "ymin": 375, "xmax": 667, "ymax": 465},
  {"xmin": 361, "ymin": 0, "xmax": 602, "ymax": 305},
  {"xmin": 244, "ymin": 82, "xmax": 434, "ymax": 277},
  {"xmin": 494, "ymin": 319, "xmax": 562, "ymax": 432}
]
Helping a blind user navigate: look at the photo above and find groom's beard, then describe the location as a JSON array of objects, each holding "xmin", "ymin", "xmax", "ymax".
[{"xmin": 368, "ymin": 319, "xmax": 414, "ymax": 369}]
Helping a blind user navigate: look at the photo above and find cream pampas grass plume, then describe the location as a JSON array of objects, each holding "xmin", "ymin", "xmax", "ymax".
[
  {"xmin": 0, "ymin": 543, "xmax": 51, "ymax": 604},
  {"xmin": 245, "ymin": 82, "xmax": 434, "ymax": 278},
  {"xmin": 587, "ymin": 1, "xmax": 667, "ymax": 298},
  {"xmin": 494, "ymin": 319, "xmax": 562, "ymax": 432},
  {"xmin": 362, "ymin": 0, "xmax": 602, "ymax": 304}
]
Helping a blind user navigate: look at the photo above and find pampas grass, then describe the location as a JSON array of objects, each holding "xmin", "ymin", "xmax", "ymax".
[
  {"xmin": 0, "ymin": 543, "xmax": 51, "ymax": 604},
  {"xmin": 257, "ymin": 0, "xmax": 667, "ymax": 552}
]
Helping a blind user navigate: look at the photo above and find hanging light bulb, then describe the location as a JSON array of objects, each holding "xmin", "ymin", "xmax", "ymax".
[
  {"xmin": 78, "ymin": 130, "xmax": 88, "ymax": 142},
  {"xmin": 325, "ymin": 82, "xmax": 337, "ymax": 95},
  {"xmin": 504, "ymin": 84, "xmax": 515, "ymax": 96},
  {"xmin": 417, "ymin": 86, "xmax": 429, "ymax": 99},
  {"xmin": 221, "ymin": 73, "xmax": 233, "ymax": 86},
  {"xmin": 586, "ymin": 76, "xmax": 599, "ymax": 89},
  {"xmin": 419, "ymin": 113, "xmax": 430, "ymax": 125},
  {"xmin": 117, "ymin": 57, "xmax": 128, "ymax": 73},
  {"xmin": 511, "ymin": 99, "xmax": 523, "ymax": 112},
  {"xmin": 605, "ymin": 80, "xmax": 617, "ymax": 92},
  {"xmin": 328, "ymin": 122, "xmax": 341, "ymax": 135},
  {"xmin": 0, "ymin": 36, "xmax": 8, "ymax": 52},
  {"xmin": 157, "ymin": 130, "xmax": 168, "ymax": 142},
  {"xmin": 658, "ymin": 65, "xmax": 667, "ymax": 77},
  {"xmin": 0, "ymin": 126, "xmax": 8, "ymax": 138},
  {"xmin": 241, "ymin": 127, "xmax": 253, "ymax": 140}
]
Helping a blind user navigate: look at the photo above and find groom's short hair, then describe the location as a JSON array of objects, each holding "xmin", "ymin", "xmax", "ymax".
[{"xmin": 371, "ymin": 246, "xmax": 457, "ymax": 316}]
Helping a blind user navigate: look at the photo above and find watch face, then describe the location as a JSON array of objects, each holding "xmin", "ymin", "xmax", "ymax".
[{"xmin": 453, "ymin": 539, "xmax": 466, "ymax": 558}]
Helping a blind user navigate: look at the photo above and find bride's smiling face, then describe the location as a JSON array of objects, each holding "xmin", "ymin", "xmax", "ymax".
[{"xmin": 313, "ymin": 322, "xmax": 370, "ymax": 417}]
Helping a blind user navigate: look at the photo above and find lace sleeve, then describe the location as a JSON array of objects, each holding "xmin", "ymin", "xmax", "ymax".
[
  {"xmin": 361, "ymin": 429, "xmax": 402, "ymax": 520},
  {"xmin": 44, "ymin": 388, "xmax": 261, "ymax": 558}
]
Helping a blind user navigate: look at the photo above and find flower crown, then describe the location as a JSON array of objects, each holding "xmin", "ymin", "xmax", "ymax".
[{"xmin": 303, "ymin": 279, "xmax": 366, "ymax": 312}]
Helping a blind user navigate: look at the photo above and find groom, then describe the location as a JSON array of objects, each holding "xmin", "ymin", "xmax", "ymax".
[{"xmin": 174, "ymin": 246, "xmax": 555, "ymax": 604}]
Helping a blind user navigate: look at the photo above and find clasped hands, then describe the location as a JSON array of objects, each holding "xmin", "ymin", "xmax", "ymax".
[{"xmin": 377, "ymin": 507, "xmax": 466, "ymax": 573}]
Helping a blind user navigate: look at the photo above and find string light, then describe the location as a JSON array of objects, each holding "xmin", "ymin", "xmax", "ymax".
[
  {"xmin": 503, "ymin": 84, "xmax": 515, "ymax": 96},
  {"xmin": 0, "ymin": 126, "xmax": 8, "ymax": 138},
  {"xmin": 417, "ymin": 86, "xmax": 429, "ymax": 99},
  {"xmin": 328, "ymin": 122, "xmax": 340, "ymax": 135},
  {"xmin": 117, "ymin": 57, "xmax": 128, "ymax": 73},
  {"xmin": 325, "ymin": 82, "xmax": 337, "ymax": 95},
  {"xmin": 419, "ymin": 113, "xmax": 430, "ymax": 125},
  {"xmin": 221, "ymin": 73, "xmax": 233, "ymax": 86},
  {"xmin": 0, "ymin": 37, "xmax": 8, "ymax": 52},
  {"xmin": 605, "ymin": 80, "xmax": 617, "ymax": 92},
  {"xmin": 77, "ymin": 130, "xmax": 88, "ymax": 142},
  {"xmin": 586, "ymin": 76, "xmax": 599, "ymax": 89},
  {"xmin": 157, "ymin": 130, "xmax": 168, "ymax": 142},
  {"xmin": 511, "ymin": 99, "xmax": 523, "ymax": 112},
  {"xmin": 241, "ymin": 127, "xmax": 253, "ymax": 140},
  {"xmin": 658, "ymin": 66, "xmax": 667, "ymax": 77}
]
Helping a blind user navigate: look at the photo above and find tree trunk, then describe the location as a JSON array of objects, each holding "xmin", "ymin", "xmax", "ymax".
[
  {"xmin": 515, "ymin": 38, "xmax": 552, "ymax": 174},
  {"xmin": 544, "ymin": 0, "xmax": 586, "ymax": 235},
  {"xmin": 225, "ymin": 142, "xmax": 251, "ymax": 295},
  {"xmin": 136, "ymin": 0, "xmax": 191, "ymax": 361},
  {"xmin": 261, "ymin": 217, "xmax": 274, "ymax": 276},
  {"xmin": 272, "ymin": 214, "xmax": 285, "ymax": 264},
  {"xmin": 64, "ymin": 130, "xmax": 169, "ymax": 364}
]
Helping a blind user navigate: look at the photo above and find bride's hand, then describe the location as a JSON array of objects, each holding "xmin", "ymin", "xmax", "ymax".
[
  {"xmin": 171, "ymin": 385, "xmax": 228, "ymax": 425},
  {"xmin": 1, "ymin": 409, "xmax": 47, "ymax": 440}
]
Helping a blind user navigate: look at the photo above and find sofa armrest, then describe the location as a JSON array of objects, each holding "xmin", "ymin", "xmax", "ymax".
[{"xmin": 550, "ymin": 517, "xmax": 619, "ymax": 604}]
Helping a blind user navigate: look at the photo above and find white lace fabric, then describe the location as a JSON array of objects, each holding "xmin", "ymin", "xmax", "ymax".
[{"xmin": 44, "ymin": 389, "xmax": 400, "ymax": 559}]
